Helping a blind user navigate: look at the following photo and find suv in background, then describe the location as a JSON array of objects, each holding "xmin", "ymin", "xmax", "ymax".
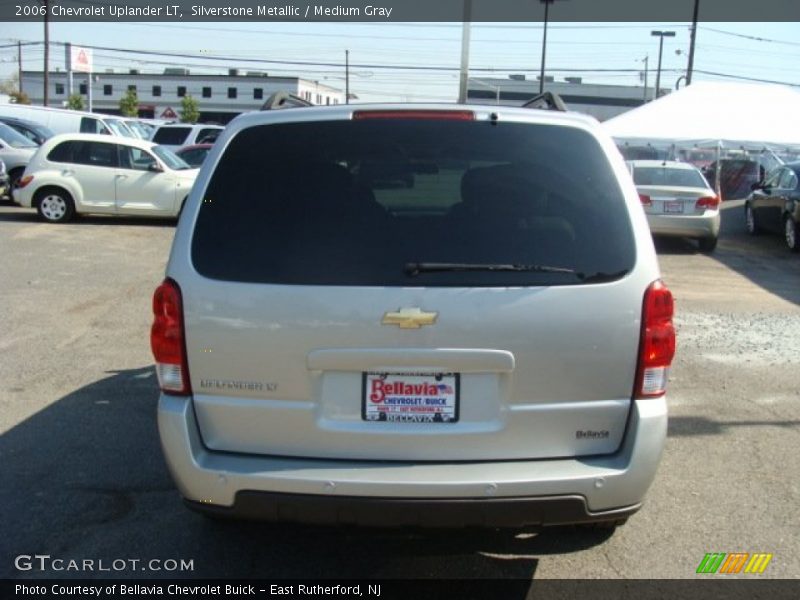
[
  {"xmin": 152, "ymin": 104, "xmax": 675, "ymax": 529},
  {"xmin": 151, "ymin": 123, "xmax": 224, "ymax": 151}
]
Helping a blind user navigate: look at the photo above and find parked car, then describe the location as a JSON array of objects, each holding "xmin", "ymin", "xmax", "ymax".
[
  {"xmin": 702, "ymin": 158, "xmax": 763, "ymax": 201},
  {"xmin": 745, "ymin": 162, "xmax": 800, "ymax": 252},
  {"xmin": 628, "ymin": 160, "xmax": 720, "ymax": 253},
  {"xmin": 174, "ymin": 143, "xmax": 212, "ymax": 168},
  {"xmin": 122, "ymin": 119, "xmax": 155, "ymax": 140},
  {"xmin": 0, "ymin": 121, "xmax": 38, "ymax": 191},
  {"xmin": 152, "ymin": 104, "xmax": 675, "ymax": 530},
  {"xmin": 151, "ymin": 123, "xmax": 224, "ymax": 151},
  {"xmin": 0, "ymin": 104, "xmax": 136, "ymax": 138},
  {"xmin": 0, "ymin": 116, "xmax": 55, "ymax": 145},
  {"xmin": 0, "ymin": 158, "xmax": 9, "ymax": 199},
  {"xmin": 13, "ymin": 133, "xmax": 198, "ymax": 222}
]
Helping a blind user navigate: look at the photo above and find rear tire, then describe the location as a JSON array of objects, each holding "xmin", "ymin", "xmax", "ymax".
[
  {"xmin": 35, "ymin": 187, "xmax": 75, "ymax": 223},
  {"xmin": 698, "ymin": 236, "xmax": 718, "ymax": 253},
  {"xmin": 745, "ymin": 203, "xmax": 761, "ymax": 235},
  {"xmin": 785, "ymin": 215, "xmax": 800, "ymax": 252}
]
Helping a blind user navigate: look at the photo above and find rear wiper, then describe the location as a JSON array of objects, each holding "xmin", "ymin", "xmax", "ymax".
[
  {"xmin": 404, "ymin": 262, "xmax": 578, "ymax": 277},
  {"xmin": 403, "ymin": 262, "xmax": 630, "ymax": 283}
]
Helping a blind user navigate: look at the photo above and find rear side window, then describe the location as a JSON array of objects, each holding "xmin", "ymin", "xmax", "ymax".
[
  {"xmin": 49, "ymin": 141, "xmax": 118, "ymax": 168},
  {"xmin": 153, "ymin": 127, "xmax": 191, "ymax": 145},
  {"xmin": 192, "ymin": 119, "xmax": 635, "ymax": 286}
]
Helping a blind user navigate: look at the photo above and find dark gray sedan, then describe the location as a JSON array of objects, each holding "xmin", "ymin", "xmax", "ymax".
[{"xmin": 745, "ymin": 162, "xmax": 800, "ymax": 252}]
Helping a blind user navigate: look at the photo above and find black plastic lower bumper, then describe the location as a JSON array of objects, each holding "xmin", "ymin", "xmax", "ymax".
[{"xmin": 185, "ymin": 491, "xmax": 640, "ymax": 528}]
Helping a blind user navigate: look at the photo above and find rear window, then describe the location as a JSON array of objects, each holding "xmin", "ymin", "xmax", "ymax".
[
  {"xmin": 153, "ymin": 127, "xmax": 191, "ymax": 145},
  {"xmin": 192, "ymin": 119, "xmax": 635, "ymax": 286},
  {"xmin": 633, "ymin": 166, "xmax": 708, "ymax": 188}
]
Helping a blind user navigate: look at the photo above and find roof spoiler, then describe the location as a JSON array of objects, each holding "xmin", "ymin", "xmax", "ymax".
[
  {"xmin": 521, "ymin": 92, "xmax": 568, "ymax": 112},
  {"xmin": 260, "ymin": 91, "xmax": 313, "ymax": 111}
]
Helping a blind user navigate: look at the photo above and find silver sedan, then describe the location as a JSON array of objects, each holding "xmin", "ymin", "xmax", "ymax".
[{"xmin": 628, "ymin": 160, "xmax": 720, "ymax": 253}]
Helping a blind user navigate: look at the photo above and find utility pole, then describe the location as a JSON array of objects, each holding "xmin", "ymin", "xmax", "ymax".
[
  {"xmin": 686, "ymin": 0, "xmax": 700, "ymax": 85},
  {"xmin": 651, "ymin": 30, "xmax": 675, "ymax": 100},
  {"xmin": 642, "ymin": 55, "xmax": 649, "ymax": 101},
  {"xmin": 345, "ymin": 49, "xmax": 349, "ymax": 104},
  {"xmin": 18, "ymin": 41, "xmax": 23, "ymax": 94},
  {"xmin": 457, "ymin": 0, "xmax": 471, "ymax": 103},
  {"xmin": 42, "ymin": 0, "xmax": 49, "ymax": 106}
]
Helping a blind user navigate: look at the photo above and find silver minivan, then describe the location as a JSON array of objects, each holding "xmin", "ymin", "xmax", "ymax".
[{"xmin": 152, "ymin": 104, "xmax": 675, "ymax": 529}]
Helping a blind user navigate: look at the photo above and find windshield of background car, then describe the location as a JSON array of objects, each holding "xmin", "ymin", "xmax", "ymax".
[
  {"xmin": 192, "ymin": 118, "xmax": 636, "ymax": 286},
  {"xmin": 106, "ymin": 119, "xmax": 137, "ymax": 138},
  {"xmin": 0, "ymin": 122, "xmax": 38, "ymax": 148},
  {"xmin": 633, "ymin": 166, "xmax": 709, "ymax": 188},
  {"xmin": 153, "ymin": 127, "xmax": 191, "ymax": 145},
  {"xmin": 153, "ymin": 145, "xmax": 191, "ymax": 170}
]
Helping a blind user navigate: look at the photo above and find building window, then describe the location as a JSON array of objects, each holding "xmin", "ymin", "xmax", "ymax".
[
  {"xmin": 253, "ymin": 88, "xmax": 263, "ymax": 100},
  {"xmin": 55, "ymin": 83, "xmax": 64, "ymax": 95},
  {"xmin": 152, "ymin": 85, "xmax": 161, "ymax": 97},
  {"xmin": 128, "ymin": 85, "xmax": 136, "ymax": 93},
  {"xmin": 326, "ymin": 97, "xmax": 330, "ymax": 105},
  {"xmin": 202, "ymin": 87, "xmax": 211, "ymax": 98},
  {"xmin": 316, "ymin": 94, "xmax": 321, "ymax": 104},
  {"xmin": 177, "ymin": 86, "xmax": 186, "ymax": 97},
  {"xmin": 228, "ymin": 87, "xmax": 237, "ymax": 99},
  {"xmin": 79, "ymin": 83, "xmax": 87, "ymax": 95},
  {"xmin": 103, "ymin": 85, "xmax": 112, "ymax": 96}
]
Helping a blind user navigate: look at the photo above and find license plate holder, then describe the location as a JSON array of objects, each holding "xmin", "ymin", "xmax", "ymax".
[
  {"xmin": 664, "ymin": 200, "xmax": 684, "ymax": 214},
  {"xmin": 362, "ymin": 372, "xmax": 459, "ymax": 423}
]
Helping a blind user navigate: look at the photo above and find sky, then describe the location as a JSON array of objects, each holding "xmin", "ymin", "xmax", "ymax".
[{"xmin": 1, "ymin": 21, "xmax": 798, "ymax": 102}]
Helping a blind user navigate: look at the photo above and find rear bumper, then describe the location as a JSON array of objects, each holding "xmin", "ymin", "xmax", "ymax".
[
  {"xmin": 158, "ymin": 395, "xmax": 667, "ymax": 527},
  {"xmin": 185, "ymin": 492, "xmax": 639, "ymax": 528},
  {"xmin": 646, "ymin": 212, "xmax": 720, "ymax": 239}
]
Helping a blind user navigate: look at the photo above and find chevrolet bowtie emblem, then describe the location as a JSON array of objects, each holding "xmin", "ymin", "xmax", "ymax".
[{"xmin": 381, "ymin": 307, "xmax": 438, "ymax": 329}]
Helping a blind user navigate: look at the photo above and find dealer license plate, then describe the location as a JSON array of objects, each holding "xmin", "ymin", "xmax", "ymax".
[
  {"xmin": 362, "ymin": 372, "xmax": 459, "ymax": 423},
  {"xmin": 663, "ymin": 200, "xmax": 684, "ymax": 214}
]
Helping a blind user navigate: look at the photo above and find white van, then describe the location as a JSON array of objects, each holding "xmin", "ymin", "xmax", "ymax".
[{"xmin": 0, "ymin": 104, "xmax": 136, "ymax": 139}]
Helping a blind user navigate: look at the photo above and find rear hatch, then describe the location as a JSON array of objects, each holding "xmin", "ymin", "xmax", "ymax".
[{"xmin": 179, "ymin": 111, "xmax": 645, "ymax": 462}]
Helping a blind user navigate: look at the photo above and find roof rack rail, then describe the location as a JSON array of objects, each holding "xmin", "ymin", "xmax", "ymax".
[
  {"xmin": 260, "ymin": 91, "xmax": 314, "ymax": 111},
  {"xmin": 521, "ymin": 92, "xmax": 568, "ymax": 112}
]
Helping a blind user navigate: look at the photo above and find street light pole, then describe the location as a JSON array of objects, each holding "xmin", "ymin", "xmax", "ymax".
[
  {"xmin": 651, "ymin": 30, "xmax": 675, "ymax": 100},
  {"xmin": 345, "ymin": 49, "xmax": 349, "ymax": 105}
]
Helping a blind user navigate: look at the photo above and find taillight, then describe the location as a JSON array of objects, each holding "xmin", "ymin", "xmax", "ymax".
[
  {"xmin": 635, "ymin": 280, "xmax": 675, "ymax": 398},
  {"xmin": 151, "ymin": 279, "xmax": 191, "ymax": 395},
  {"xmin": 696, "ymin": 195, "xmax": 720, "ymax": 210},
  {"xmin": 17, "ymin": 175, "xmax": 33, "ymax": 188},
  {"xmin": 638, "ymin": 193, "xmax": 652, "ymax": 206},
  {"xmin": 352, "ymin": 110, "xmax": 475, "ymax": 121}
]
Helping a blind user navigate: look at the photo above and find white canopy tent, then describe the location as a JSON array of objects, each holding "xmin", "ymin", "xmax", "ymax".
[{"xmin": 602, "ymin": 81, "xmax": 800, "ymax": 150}]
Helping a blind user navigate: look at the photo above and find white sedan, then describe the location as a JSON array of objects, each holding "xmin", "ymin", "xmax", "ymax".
[{"xmin": 13, "ymin": 133, "xmax": 198, "ymax": 223}]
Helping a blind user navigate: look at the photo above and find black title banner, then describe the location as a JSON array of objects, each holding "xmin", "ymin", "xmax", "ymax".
[
  {"xmin": 2, "ymin": 0, "xmax": 800, "ymax": 22},
  {"xmin": 4, "ymin": 579, "xmax": 800, "ymax": 600}
]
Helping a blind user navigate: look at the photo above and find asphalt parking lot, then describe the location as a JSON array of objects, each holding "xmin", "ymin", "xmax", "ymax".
[{"xmin": 1, "ymin": 199, "xmax": 798, "ymax": 581}]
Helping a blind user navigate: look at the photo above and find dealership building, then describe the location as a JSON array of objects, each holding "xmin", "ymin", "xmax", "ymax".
[{"xmin": 20, "ymin": 69, "xmax": 345, "ymax": 123}]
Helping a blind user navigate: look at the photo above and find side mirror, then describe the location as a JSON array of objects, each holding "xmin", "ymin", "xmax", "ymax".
[{"xmin": 148, "ymin": 162, "xmax": 164, "ymax": 173}]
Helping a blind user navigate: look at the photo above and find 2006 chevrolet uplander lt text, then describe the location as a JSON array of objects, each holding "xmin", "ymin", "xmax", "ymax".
[{"xmin": 152, "ymin": 103, "xmax": 675, "ymax": 529}]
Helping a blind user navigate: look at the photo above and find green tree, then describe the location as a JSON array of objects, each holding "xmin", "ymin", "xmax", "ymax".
[
  {"xmin": 119, "ymin": 88, "xmax": 139, "ymax": 117},
  {"xmin": 67, "ymin": 94, "xmax": 85, "ymax": 110},
  {"xmin": 180, "ymin": 94, "xmax": 200, "ymax": 124}
]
